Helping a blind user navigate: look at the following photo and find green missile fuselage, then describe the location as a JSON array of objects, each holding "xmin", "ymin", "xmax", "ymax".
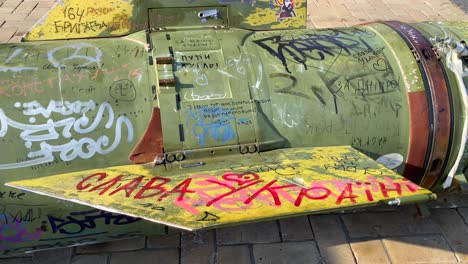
[{"xmin": 0, "ymin": 1, "xmax": 467, "ymax": 255}]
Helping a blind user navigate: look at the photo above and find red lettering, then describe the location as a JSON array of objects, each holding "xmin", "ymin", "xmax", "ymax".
[
  {"xmin": 244, "ymin": 180, "xmax": 295, "ymax": 206},
  {"xmin": 76, "ymin": 172, "xmax": 107, "ymax": 191},
  {"xmin": 402, "ymin": 179, "xmax": 419, "ymax": 193},
  {"xmin": 74, "ymin": 71, "xmax": 86, "ymax": 82},
  {"xmin": 158, "ymin": 178, "xmax": 195, "ymax": 202},
  {"xmin": 47, "ymin": 77, "xmax": 56, "ymax": 88},
  {"xmin": 128, "ymin": 68, "xmax": 142, "ymax": 79},
  {"xmin": 103, "ymin": 67, "xmax": 115, "ymax": 76},
  {"xmin": 206, "ymin": 180, "xmax": 262, "ymax": 207},
  {"xmin": 11, "ymin": 84, "xmax": 24, "ymax": 96},
  {"xmin": 379, "ymin": 178, "xmax": 402, "ymax": 198},
  {"xmin": 134, "ymin": 176, "xmax": 170, "ymax": 199},
  {"xmin": 294, "ymin": 187, "xmax": 331, "ymax": 207},
  {"xmin": 364, "ymin": 189, "xmax": 374, "ymax": 202},
  {"xmin": 63, "ymin": 74, "xmax": 72, "ymax": 82},
  {"xmin": 91, "ymin": 69, "xmax": 100, "ymax": 80},
  {"xmin": 0, "ymin": 87, "xmax": 10, "ymax": 97},
  {"xmin": 222, "ymin": 172, "xmax": 260, "ymax": 186},
  {"xmin": 108, "ymin": 176, "xmax": 145, "ymax": 197},
  {"xmin": 88, "ymin": 175, "xmax": 124, "ymax": 195},
  {"xmin": 32, "ymin": 81, "xmax": 44, "ymax": 93},
  {"xmin": 356, "ymin": 181, "xmax": 374, "ymax": 202},
  {"xmin": 336, "ymin": 183, "xmax": 358, "ymax": 205}
]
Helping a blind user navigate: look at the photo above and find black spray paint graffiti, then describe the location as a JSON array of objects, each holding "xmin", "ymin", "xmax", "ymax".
[
  {"xmin": 0, "ymin": 190, "xmax": 25, "ymax": 200},
  {"xmin": 196, "ymin": 211, "xmax": 220, "ymax": 222},
  {"xmin": 47, "ymin": 209, "xmax": 141, "ymax": 235},
  {"xmin": 236, "ymin": 163, "xmax": 299, "ymax": 176},
  {"xmin": 254, "ymin": 29, "xmax": 374, "ymax": 73},
  {"xmin": 269, "ymin": 73, "xmax": 343, "ymax": 113},
  {"xmin": 270, "ymin": 70, "xmax": 399, "ymax": 115},
  {"xmin": 1, "ymin": 208, "xmax": 42, "ymax": 224}
]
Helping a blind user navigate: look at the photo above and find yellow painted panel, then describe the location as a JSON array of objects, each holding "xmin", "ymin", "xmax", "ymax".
[
  {"xmin": 7, "ymin": 146, "xmax": 432, "ymax": 230},
  {"xmin": 26, "ymin": 0, "xmax": 134, "ymax": 41},
  {"xmin": 245, "ymin": 0, "xmax": 307, "ymax": 29}
]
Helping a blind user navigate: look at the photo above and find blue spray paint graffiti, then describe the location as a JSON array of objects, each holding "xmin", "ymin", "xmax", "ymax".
[
  {"xmin": 186, "ymin": 107, "xmax": 237, "ymax": 147},
  {"xmin": 47, "ymin": 209, "xmax": 141, "ymax": 235}
]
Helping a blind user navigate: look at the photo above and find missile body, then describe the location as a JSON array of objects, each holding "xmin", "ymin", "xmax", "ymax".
[{"xmin": 0, "ymin": 21, "xmax": 466, "ymax": 256}]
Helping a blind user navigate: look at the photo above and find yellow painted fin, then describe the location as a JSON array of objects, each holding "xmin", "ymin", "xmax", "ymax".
[{"xmin": 6, "ymin": 146, "xmax": 434, "ymax": 231}]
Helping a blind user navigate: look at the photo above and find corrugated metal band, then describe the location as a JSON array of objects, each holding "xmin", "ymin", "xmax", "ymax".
[{"xmin": 382, "ymin": 21, "xmax": 454, "ymax": 189}]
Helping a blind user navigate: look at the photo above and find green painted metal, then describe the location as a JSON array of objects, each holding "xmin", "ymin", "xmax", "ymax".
[
  {"xmin": 0, "ymin": 19, "xmax": 467, "ymax": 256},
  {"xmin": 0, "ymin": 32, "xmax": 166, "ymax": 255}
]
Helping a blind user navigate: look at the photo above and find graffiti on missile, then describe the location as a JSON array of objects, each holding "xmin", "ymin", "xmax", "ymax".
[
  {"xmin": 0, "ymin": 48, "xmax": 39, "ymax": 73},
  {"xmin": 1, "ymin": 207, "xmax": 42, "ymax": 224},
  {"xmin": 185, "ymin": 107, "xmax": 237, "ymax": 147},
  {"xmin": 253, "ymin": 28, "xmax": 376, "ymax": 73},
  {"xmin": 7, "ymin": 146, "xmax": 432, "ymax": 230},
  {"xmin": 184, "ymin": 101, "xmax": 256, "ymax": 147},
  {"xmin": 75, "ymin": 172, "xmax": 419, "ymax": 215},
  {"xmin": 26, "ymin": 0, "xmax": 134, "ymax": 40},
  {"xmin": 0, "ymin": 222, "xmax": 42, "ymax": 249},
  {"xmin": 72, "ymin": 151, "xmax": 419, "ymax": 216},
  {"xmin": 48, "ymin": 209, "xmax": 140, "ymax": 235},
  {"xmin": 0, "ymin": 100, "xmax": 134, "ymax": 170}
]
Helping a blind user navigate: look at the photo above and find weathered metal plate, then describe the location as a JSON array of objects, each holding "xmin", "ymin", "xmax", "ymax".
[{"xmin": 7, "ymin": 146, "xmax": 433, "ymax": 231}]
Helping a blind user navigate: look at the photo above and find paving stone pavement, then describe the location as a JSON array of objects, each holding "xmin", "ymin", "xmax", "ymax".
[
  {"xmin": 450, "ymin": 0, "xmax": 468, "ymax": 13},
  {"xmin": 3, "ymin": 198, "xmax": 468, "ymax": 264},
  {"xmin": 1, "ymin": 0, "xmax": 468, "ymax": 263}
]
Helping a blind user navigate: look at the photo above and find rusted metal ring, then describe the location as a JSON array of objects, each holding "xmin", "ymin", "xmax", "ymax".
[{"xmin": 382, "ymin": 21, "xmax": 453, "ymax": 189}]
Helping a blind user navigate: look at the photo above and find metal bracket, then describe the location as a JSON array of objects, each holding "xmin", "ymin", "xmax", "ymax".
[
  {"xmin": 432, "ymin": 47, "xmax": 441, "ymax": 60},
  {"xmin": 411, "ymin": 49, "xmax": 421, "ymax": 62},
  {"xmin": 198, "ymin": 9, "xmax": 220, "ymax": 22}
]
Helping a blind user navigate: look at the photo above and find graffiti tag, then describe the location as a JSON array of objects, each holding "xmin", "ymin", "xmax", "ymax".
[
  {"xmin": 0, "ymin": 100, "xmax": 134, "ymax": 170},
  {"xmin": 253, "ymin": 29, "xmax": 373, "ymax": 73},
  {"xmin": 48, "ymin": 209, "xmax": 141, "ymax": 235}
]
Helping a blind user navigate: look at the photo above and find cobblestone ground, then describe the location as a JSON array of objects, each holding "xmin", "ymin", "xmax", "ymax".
[
  {"xmin": 307, "ymin": 0, "xmax": 468, "ymax": 28},
  {"xmin": 3, "ymin": 197, "xmax": 468, "ymax": 264},
  {"xmin": 1, "ymin": 0, "xmax": 468, "ymax": 263},
  {"xmin": 451, "ymin": 0, "xmax": 468, "ymax": 13}
]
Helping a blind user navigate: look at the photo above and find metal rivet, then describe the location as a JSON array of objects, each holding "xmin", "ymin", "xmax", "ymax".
[
  {"xmin": 240, "ymin": 146, "xmax": 249, "ymax": 154},
  {"xmin": 248, "ymin": 145, "xmax": 257, "ymax": 153},
  {"xmin": 176, "ymin": 153, "xmax": 185, "ymax": 161},
  {"xmin": 166, "ymin": 154, "xmax": 176, "ymax": 163}
]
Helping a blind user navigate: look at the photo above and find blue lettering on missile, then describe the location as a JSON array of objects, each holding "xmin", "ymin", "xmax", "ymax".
[{"xmin": 186, "ymin": 107, "xmax": 237, "ymax": 147}]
